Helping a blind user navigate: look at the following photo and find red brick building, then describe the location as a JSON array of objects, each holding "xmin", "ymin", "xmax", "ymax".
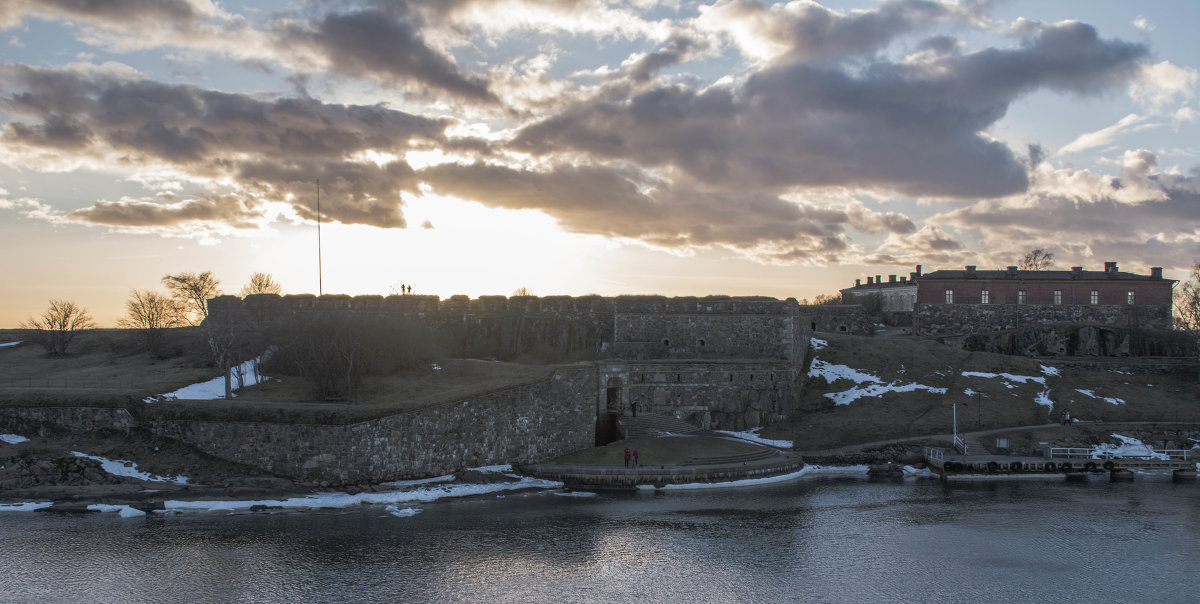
[{"xmin": 914, "ymin": 262, "xmax": 1175, "ymax": 336}]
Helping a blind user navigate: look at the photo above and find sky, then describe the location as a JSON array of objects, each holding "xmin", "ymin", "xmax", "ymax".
[{"xmin": 1, "ymin": 0, "xmax": 1198, "ymax": 327}]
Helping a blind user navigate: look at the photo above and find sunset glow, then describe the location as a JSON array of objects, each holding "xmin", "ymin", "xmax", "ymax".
[{"xmin": 2, "ymin": 1, "xmax": 1198, "ymax": 326}]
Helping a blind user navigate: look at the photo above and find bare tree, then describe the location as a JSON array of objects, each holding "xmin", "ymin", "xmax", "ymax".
[
  {"xmin": 512, "ymin": 287, "xmax": 533, "ymax": 296},
  {"xmin": 1175, "ymin": 262, "xmax": 1200, "ymax": 332},
  {"xmin": 241, "ymin": 272, "xmax": 282, "ymax": 297},
  {"xmin": 1018, "ymin": 248, "xmax": 1055, "ymax": 271},
  {"xmin": 19, "ymin": 299, "xmax": 96, "ymax": 356},
  {"xmin": 119, "ymin": 290, "xmax": 185, "ymax": 357},
  {"xmin": 162, "ymin": 271, "xmax": 221, "ymax": 325}
]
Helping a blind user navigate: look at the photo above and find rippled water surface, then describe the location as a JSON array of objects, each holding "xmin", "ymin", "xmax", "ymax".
[{"xmin": 3, "ymin": 474, "xmax": 1199, "ymax": 603}]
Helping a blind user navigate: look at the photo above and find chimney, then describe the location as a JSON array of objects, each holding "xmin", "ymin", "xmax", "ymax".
[
  {"xmin": 889, "ymin": 274, "xmax": 897, "ymax": 283},
  {"xmin": 965, "ymin": 265, "xmax": 977, "ymax": 277},
  {"xmin": 910, "ymin": 272, "xmax": 919, "ymax": 281},
  {"xmin": 867, "ymin": 277, "xmax": 873, "ymax": 285},
  {"xmin": 876, "ymin": 275, "xmax": 882, "ymax": 285},
  {"xmin": 1007, "ymin": 265, "xmax": 1018, "ymax": 277},
  {"xmin": 1151, "ymin": 267, "xmax": 1163, "ymax": 279},
  {"xmin": 1104, "ymin": 261, "xmax": 1117, "ymax": 274},
  {"xmin": 855, "ymin": 278, "xmax": 861, "ymax": 287},
  {"xmin": 900, "ymin": 276, "xmax": 907, "ymax": 283},
  {"xmin": 915, "ymin": 264, "xmax": 923, "ymax": 276},
  {"xmin": 1071, "ymin": 266, "xmax": 1082, "ymax": 279}
]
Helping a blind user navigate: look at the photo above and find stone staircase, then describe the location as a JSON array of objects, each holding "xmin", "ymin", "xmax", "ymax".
[
  {"xmin": 618, "ymin": 414, "xmax": 703, "ymax": 439},
  {"xmin": 962, "ymin": 435, "xmax": 991, "ymax": 456}
]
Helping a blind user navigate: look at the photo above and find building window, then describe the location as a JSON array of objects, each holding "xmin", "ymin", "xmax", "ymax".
[
  {"xmin": 1090, "ymin": 290, "xmax": 1099, "ymax": 305},
  {"xmin": 1018, "ymin": 290, "xmax": 1027, "ymax": 304},
  {"xmin": 945, "ymin": 289, "xmax": 954, "ymax": 304},
  {"xmin": 1127, "ymin": 291, "xmax": 1135, "ymax": 305},
  {"xmin": 1053, "ymin": 290, "xmax": 1062, "ymax": 305},
  {"xmin": 980, "ymin": 290, "xmax": 990, "ymax": 304}
]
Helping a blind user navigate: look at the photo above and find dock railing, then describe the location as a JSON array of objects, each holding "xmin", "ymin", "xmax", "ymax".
[
  {"xmin": 953, "ymin": 434, "xmax": 966, "ymax": 454},
  {"xmin": 1047, "ymin": 447, "xmax": 1195, "ymax": 461}
]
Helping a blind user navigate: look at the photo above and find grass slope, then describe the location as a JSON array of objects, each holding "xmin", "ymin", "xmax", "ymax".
[{"xmin": 762, "ymin": 333, "xmax": 1200, "ymax": 450}]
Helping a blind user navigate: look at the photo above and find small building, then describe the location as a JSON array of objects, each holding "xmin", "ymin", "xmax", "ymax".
[
  {"xmin": 914, "ymin": 262, "xmax": 1175, "ymax": 337},
  {"xmin": 839, "ymin": 266, "xmax": 922, "ymax": 312}
]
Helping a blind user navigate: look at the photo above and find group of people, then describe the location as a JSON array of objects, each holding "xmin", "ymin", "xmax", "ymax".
[{"xmin": 623, "ymin": 447, "xmax": 640, "ymax": 468}]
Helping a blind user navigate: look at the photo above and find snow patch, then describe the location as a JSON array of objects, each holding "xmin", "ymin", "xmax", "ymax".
[
  {"xmin": 902, "ymin": 465, "xmax": 937, "ymax": 478},
  {"xmin": 554, "ymin": 491, "xmax": 597, "ymax": 497},
  {"xmin": 1040, "ymin": 365, "xmax": 1061, "ymax": 377},
  {"xmin": 714, "ymin": 427, "xmax": 793, "ymax": 449},
  {"xmin": 431, "ymin": 363, "xmax": 442, "ymax": 371},
  {"xmin": 0, "ymin": 341, "xmax": 21, "ymax": 348},
  {"xmin": 87, "ymin": 504, "xmax": 146, "ymax": 518},
  {"xmin": 71, "ymin": 452, "xmax": 189, "ymax": 485},
  {"xmin": 0, "ymin": 502, "xmax": 52, "ymax": 512},
  {"xmin": 810, "ymin": 360, "xmax": 945, "ymax": 405},
  {"xmin": 1090, "ymin": 434, "xmax": 1169, "ymax": 460},
  {"xmin": 809, "ymin": 338, "xmax": 827, "ymax": 351},
  {"xmin": 1075, "ymin": 389, "xmax": 1126, "ymax": 405},
  {"xmin": 1, "ymin": 434, "xmax": 29, "ymax": 445},
  {"xmin": 147, "ymin": 356, "xmax": 269, "ymax": 402}
]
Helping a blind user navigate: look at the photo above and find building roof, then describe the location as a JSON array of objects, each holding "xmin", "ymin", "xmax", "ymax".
[{"xmin": 919, "ymin": 269, "xmax": 1171, "ymax": 282}]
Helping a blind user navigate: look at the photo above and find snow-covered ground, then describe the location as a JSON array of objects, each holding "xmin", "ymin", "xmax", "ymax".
[
  {"xmin": 162, "ymin": 466, "xmax": 561, "ymax": 513},
  {"xmin": 810, "ymin": 338, "xmax": 827, "ymax": 351},
  {"xmin": 1, "ymin": 434, "xmax": 29, "ymax": 445},
  {"xmin": 0, "ymin": 340, "xmax": 21, "ymax": 348},
  {"xmin": 148, "ymin": 357, "xmax": 268, "ymax": 402},
  {"xmin": 714, "ymin": 427, "xmax": 793, "ymax": 448},
  {"xmin": 1090, "ymin": 434, "xmax": 1170, "ymax": 460},
  {"xmin": 959, "ymin": 365, "xmax": 1058, "ymax": 408},
  {"xmin": 385, "ymin": 505, "xmax": 422, "ymax": 517},
  {"xmin": 808, "ymin": 359, "xmax": 946, "ymax": 405},
  {"xmin": 71, "ymin": 452, "xmax": 189, "ymax": 485},
  {"xmin": 1075, "ymin": 389, "xmax": 1126, "ymax": 405}
]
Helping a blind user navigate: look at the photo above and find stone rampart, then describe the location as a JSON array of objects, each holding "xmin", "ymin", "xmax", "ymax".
[
  {"xmin": 797, "ymin": 305, "xmax": 875, "ymax": 335},
  {"xmin": 915, "ymin": 303, "xmax": 1173, "ymax": 338},
  {"xmin": 598, "ymin": 361, "xmax": 800, "ymax": 431}
]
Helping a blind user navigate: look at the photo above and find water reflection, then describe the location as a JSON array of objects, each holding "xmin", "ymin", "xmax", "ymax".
[{"xmin": 1, "ymin": 475, "xmax": 1197, "ymax": 603}]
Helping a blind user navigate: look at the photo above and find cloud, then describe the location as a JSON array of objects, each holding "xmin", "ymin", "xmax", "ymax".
[
  {"xmin": 417, "ymin": 161, "xmax": 915, "ymax": 262},
  {"xmin": 930, "ymin": 150, "xmax": 1200, "ymax": 270},
  {"xmin": 273, "ymin": 6, "xmax": 495, "ymax": 101},
  {"xmin": 1057, "ymin": 113, "xmax": 1155, "ymax": 155},
  {"xmin": 696, "ymin": 0, "xmax": 982, "ymax": 64},
  {"xmin": 0, "ymin": 64, "xmax": 448, "ymax": 230},
  {"xmin": 0, "ymin": 0, "xmax": 201, "ymax": 31},
  {"xmin": 1129, "ymin": 60, "xmax": 1197, "ymax": 113},
  {"xmin": 511, "ymin": 21, "xmax": 1145, "ymax": 200}
]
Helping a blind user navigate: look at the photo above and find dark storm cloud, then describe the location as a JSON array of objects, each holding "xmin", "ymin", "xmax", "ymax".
[
  {"xmin": 626, "ymin": 34, "xmax": 710, "ymax": 82},
  {"xmin": 418, "ymin": 162, "xmax": 913, "ymax": 260},
  {"xmin": 275, "ymin": 5, "xmax": 494, "ymax": 101},
  {"xmin": 0, "ymin": 64, "xmax": 447, "ymax": 227},
  {"xmin": 511, "ymin": 20, "xmax": 1146, "ymax": 200}
]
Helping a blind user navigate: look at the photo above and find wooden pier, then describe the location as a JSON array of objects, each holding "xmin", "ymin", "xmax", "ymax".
[{"xmin": 924, "ymin": 446, "xmax": 1198, "ymax": 481}]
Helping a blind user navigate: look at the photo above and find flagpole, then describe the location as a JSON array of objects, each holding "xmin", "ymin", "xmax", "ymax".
[{"xmin": 317, "ymin": 178, "xmax": 323, "ymax": 296}]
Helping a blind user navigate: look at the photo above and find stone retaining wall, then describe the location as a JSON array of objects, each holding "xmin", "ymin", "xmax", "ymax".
[{"xmin": 1, "ymin": 366, "xmax": 598, "ymax": 485}]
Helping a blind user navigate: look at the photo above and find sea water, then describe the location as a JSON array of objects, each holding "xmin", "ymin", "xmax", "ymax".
[{"xmin": 2, "ymin": 473, "xmax": 1197, "ymax": 603}]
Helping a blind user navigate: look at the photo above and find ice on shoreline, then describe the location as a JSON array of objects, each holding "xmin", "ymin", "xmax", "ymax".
[
  {"xmin": 638, "ymin": 464, "xmax": 872, "ymax": 491},
  {"xmin": 1, "ymin": 434, "xmax": 30, "ymax": 445},
  {"xmin": 163, "ymin": 474, "xmax": 563, "ymax": 513},
  {"xmin": 88, "ymin": 504, "xmax": 146, "ymax": 518},
  {"xmin": 715, "ymin": 427, "xmax": 793, "ymax": 449},
  {"xmin": 72, "ymin": 452, "xmax": 189, "ymax": 485},
  {"xmin": 385, "ymin": 505, "xmax": 422, "ymax": 517},
  {"xmin": 0, "ymin": 502, "xmax": 53, "ymax": 512}
]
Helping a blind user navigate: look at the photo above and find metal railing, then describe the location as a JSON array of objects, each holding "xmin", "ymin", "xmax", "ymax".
[
  {"xmin": 1047, "ymin": 447, "xmax": 1194, "ymax": 461},
  {"xmin": 953, "ymin": 434, "xmax": 967, "ymax": 454}
]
